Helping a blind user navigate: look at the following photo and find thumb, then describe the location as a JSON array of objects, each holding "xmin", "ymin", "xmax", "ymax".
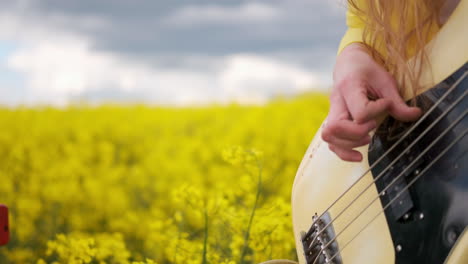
[{"xmin": 380, "ymin": 81, "xmax": 422, "ymax": 122}]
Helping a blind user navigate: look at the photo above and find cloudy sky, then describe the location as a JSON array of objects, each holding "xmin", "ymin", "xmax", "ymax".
[{"xmin": 0, "ymin": 0, "xmax": 347, "ymax": 106}]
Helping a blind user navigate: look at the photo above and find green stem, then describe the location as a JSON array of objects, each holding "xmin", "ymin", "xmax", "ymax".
[
  {"xmin": 202, "ymin": 208, "xmax": 209, "ymax": 264},
  {"xmin": 239, "ymin": 160, "xmax": 262, "ymax": 264}
]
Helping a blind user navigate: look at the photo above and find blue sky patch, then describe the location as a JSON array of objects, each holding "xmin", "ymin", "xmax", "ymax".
[{"xmin": 0, "ymin": 41, "xmax": 16, "ymax": 62}]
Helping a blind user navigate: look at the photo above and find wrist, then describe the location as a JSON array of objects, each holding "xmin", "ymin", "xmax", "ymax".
[{"xmin": 341, "ymin": 42, "xmax": 371, "ymax": 56}]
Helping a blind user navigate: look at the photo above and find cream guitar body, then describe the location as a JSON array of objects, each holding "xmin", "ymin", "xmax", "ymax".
[{"xmin": 291, "ymin": 1, "xmax": 468, "ymax": 263}]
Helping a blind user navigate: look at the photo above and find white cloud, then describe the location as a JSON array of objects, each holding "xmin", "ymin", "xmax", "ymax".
[
  {"xmin": 0, "ymin": 3, "xmax": 326, "ymax": 106},
  {"xmin": 7, "ymin": 39, "xmax": 324, "ymax": 105},
  {"xmin": 164, "ymin": 2, "xmax": 281, "ymax": 26},
  {"xmin": 219, "ymin": 54, "xmax": 319, "ymax": 104},
  {"xmin": 8, "ymin": 37, "xmax": 122, "ymax": 105},
  {"xmin": 0, "ymin": 10, "xmax": 108, "ymax": 44}
]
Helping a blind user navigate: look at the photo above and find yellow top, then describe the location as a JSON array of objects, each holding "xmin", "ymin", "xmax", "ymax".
[
  {"xmin": 336, "ymin": 0, "xmax": 460, "ymax": 55},
  {"xmin": 337, "ymin": 1, "xmax": 366, "ymax": 54},
  {"xmin": 335, "ymin": 0, "xmax": 468, "ymax": 97}
]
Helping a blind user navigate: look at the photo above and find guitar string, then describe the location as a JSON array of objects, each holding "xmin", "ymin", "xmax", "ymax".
[
  {"xmin": 311, "ymin": 107, "xmax": 467, "ymax": 264},
  {"xmin": 326, "ymin": 126, "xmax": 467, "ymax": 264},
  {"xmin": 307, "ymin": 83, "xmax": 468, "ymax": 251},
  {"xmin": 304, "ymin": 70, "xmax": 467, "ymax": 248},
  {"xmin": 303, "ymin": 70, "xmax": 467, "ymax": 241},
  {"xmin": 306, "ymin": 83, "xmax": 467, "ymax": 255}
]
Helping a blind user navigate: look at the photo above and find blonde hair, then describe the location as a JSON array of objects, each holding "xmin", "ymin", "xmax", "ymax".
[{"xmin": 348, "ymin": 0, "xmax": 445, "ymax": 98}]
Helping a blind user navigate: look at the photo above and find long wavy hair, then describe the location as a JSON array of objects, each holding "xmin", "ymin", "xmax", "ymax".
[{"xmin": 348, "ymin": 0, "xmax": 446, "ymax": 98}]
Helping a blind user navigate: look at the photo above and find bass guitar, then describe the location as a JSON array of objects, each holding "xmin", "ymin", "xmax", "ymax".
[{"xmin": 291, "ymin": 1, "xmax": 468, "ymax": 263}]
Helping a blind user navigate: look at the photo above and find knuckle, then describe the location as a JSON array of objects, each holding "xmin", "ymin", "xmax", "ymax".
[
  {"xmin": 335, "ymin": 75, "xmax": 356, "ymax": 92},
  {"xmin": 356, "ymin": 128, "xmax": 370, "ymax": 138},
  {"xmin": 382, "ymin": 74, "xmax": 397, "ymax": 88},
  {"xmin": 338, "ymin": 152, "xmax": 349, "ymax": 161},
  {"xmin": 327, "ymin": 122, "xmax": 341, "ymax": 135},
  {"xmin": 347, "ymin": 141, "xmax": 360, "ymax": 149},
  {"xmin": 353, "ymin": 110, "xmax": 368, "ymax": 123},
  {"xmin": 328, "ymin": 144, "xmax": 349, "ymax": 161},
  {"xmin": 343, "ymin": 76, "xmax": 368, "ymax": 92},
  {"xmin": 321, "ymin": 129, "xmax": 332, "ymax": 142}
]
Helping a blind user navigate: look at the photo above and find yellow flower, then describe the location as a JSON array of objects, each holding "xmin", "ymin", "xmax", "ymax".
[{"xmin": 0, "ymin": 94, "xmax": 328, "ymax": 263}]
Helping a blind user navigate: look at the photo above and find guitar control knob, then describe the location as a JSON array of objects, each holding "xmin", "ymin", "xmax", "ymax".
[{"xmin": 446, "ymin": 227, "xmax": 459, "ymax": 246}]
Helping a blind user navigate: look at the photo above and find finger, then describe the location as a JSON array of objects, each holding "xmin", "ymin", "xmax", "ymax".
[
  {"xmin": 322, "ymin": 119, "xmax": 376, "ymax": 141},
  {"xmin": 375, "ymin": 76, "xmax": 422, "ymax": 122},
  {"xmin": 339, "ymin": 79, "xmax": 391, "ymax": 123},
  {"xmin": 353, "ymin": 98, "xmax": 392, "ymax": 123},
  {"xmin": 383, "ymin": 90, "xmax": 422, "ymax": 122},
  {"xmin": 325, "ymin": 134, "xmax": 371, "ymax": 149},
  {"xmin": 329, "ymin": 144, "xmax": 363, "ymax": 162},
  {"xmin": 327, "ymin": 91, "xmax": 350, "ymax": 123}
]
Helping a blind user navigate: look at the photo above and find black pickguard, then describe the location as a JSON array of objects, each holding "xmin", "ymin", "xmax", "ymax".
[{"xmin": 368, "ymin": 63, "xmax": 467, "ymax": 264}]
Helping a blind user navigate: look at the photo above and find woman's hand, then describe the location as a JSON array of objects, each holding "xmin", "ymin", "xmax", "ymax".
[{"xmin": 322, "ymin": 43, "xmax": 422, "ymax": 162}]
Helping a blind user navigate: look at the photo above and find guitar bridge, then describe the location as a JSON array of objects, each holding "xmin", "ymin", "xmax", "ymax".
[{"xmin": 301, "ymin": 212, "xmax": 342, "ymax": 264}]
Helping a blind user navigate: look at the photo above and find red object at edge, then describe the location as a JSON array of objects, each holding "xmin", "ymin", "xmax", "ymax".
[{"xmin": 0, "ymin": 204, "xmax": 9, "ymax": 246}]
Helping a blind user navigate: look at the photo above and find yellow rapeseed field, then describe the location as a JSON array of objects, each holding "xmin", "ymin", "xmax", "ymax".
[{"xmin": 0, "ymin": 94, "xmax": 329, "ymax": 264}]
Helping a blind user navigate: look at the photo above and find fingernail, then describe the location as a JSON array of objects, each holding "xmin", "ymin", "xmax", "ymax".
[
  {"xmin": 352, "ymin": 154, "xmax": 363, "ymax": 162},
  {"xmin": 365, "ymin": 135, "xmax": 372, "ymax": 143}
]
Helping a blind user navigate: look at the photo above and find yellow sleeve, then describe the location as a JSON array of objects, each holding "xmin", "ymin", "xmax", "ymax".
[{"xmin": 337, "ymin": 2, "xmax": 366, "ymax": 54}]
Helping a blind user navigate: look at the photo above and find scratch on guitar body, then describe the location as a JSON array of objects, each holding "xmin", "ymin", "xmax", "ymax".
[
  {"xmin": 294, "ymin": 122, "xmax": 327, "ymax": 187},
  {"xmin": 298, "ymin": 140, "xmax": 322, "ymax": 181}
]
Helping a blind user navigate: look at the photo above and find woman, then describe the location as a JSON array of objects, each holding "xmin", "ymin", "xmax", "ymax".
[
  {"xmin": 322, "ymin": 0, "xmax": 461, "ymax": 162},
  {"xmin": 262, "ymin": 0, "xmax": 465, "ymax": 263}
]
